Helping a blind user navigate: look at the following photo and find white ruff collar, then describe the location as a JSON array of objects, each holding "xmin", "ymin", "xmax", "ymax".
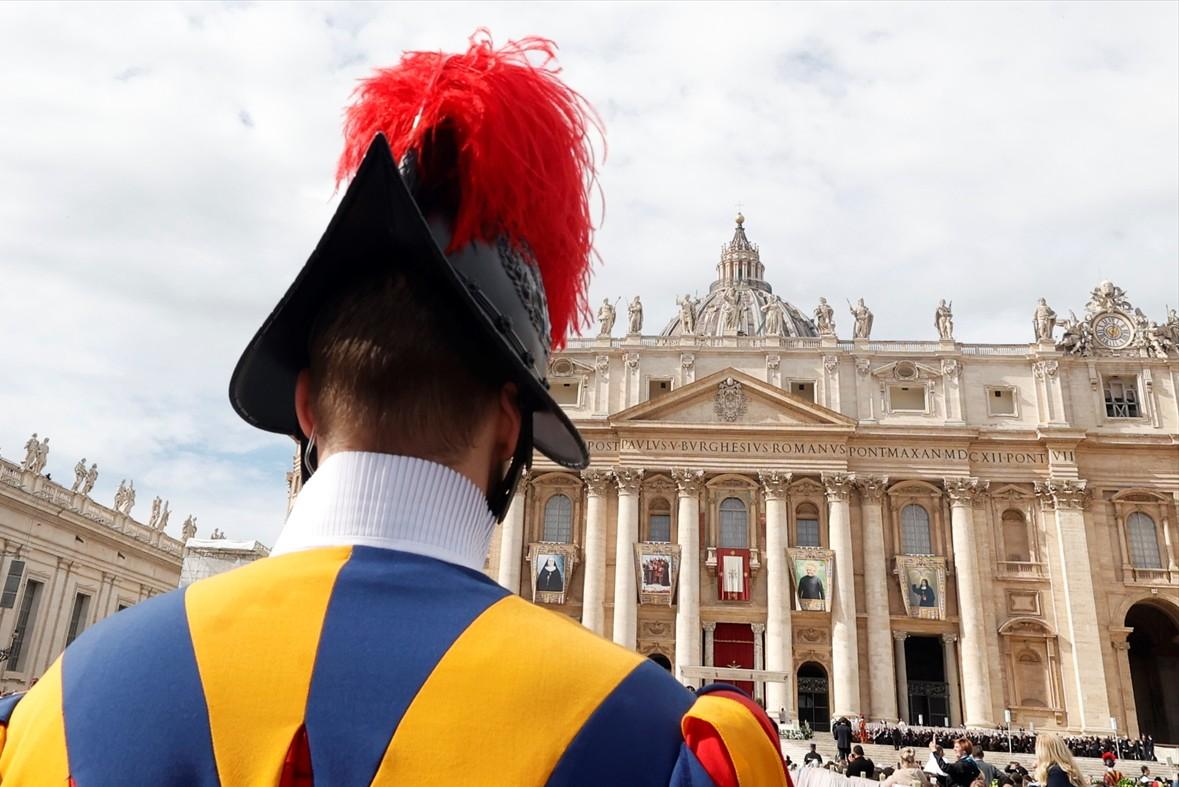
[{"xmin": 271, "ymin": 451, "xmax": 495, "ymax": 572}]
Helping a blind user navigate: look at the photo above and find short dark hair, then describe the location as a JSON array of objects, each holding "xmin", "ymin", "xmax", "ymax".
[
  {"xmin": 853, "ymin": 745, "xmax": 865, "ymax": 756},
  {"xmin": 308, "ymin": 271, "xmax": 508, "ymax": 463},
  {"xmin": 974, "ymin": 746, "xmax": 985, "ymax": 758}
]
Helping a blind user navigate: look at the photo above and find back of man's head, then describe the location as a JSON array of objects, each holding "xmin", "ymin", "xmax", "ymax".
[
  {"xmin": 974, "ymin": 746, "xmax": 985, "ymax": 759},
  {"xmin": 308, "ymin": 270, "xmax": 507, "ymax": 463},
  {"xmin": 854, "ymin": 745, "xmax": 865, "ymax": 757}
]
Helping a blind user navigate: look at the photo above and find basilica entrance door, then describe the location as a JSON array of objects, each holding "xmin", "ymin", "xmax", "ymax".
[
  {"xmin": 906, "ymin": 635, "xmax": 950, "ymax": 726},
  {"xmin": 1127, "ymin": 602, "xmax": 1179, "ymax": 743},
  {"xmin": 713, "ymin": 622, "xmax": 755, "ymax": 696},
  {"xmin": 797, "ymin": 662, "xmax": 830, "ymax": 732}
]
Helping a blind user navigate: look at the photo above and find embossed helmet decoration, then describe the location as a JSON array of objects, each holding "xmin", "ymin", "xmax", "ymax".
[{"xmin": 229, "ymin": 32, "xmax": 601, "ymax": 517}]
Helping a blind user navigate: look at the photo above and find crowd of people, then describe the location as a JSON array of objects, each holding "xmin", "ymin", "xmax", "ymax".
[
  {"xmin": 865, "ymin": 722, "xmax": 1159, "ymax": 763},
  {"xmin": 788, "ymin": 729, "xmax": 1177, "ymax": 787}
]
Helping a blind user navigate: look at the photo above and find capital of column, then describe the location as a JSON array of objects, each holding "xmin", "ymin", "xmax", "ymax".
[
  {"xmin": 671, "ymin": 468, "xmax": 705, "ymax": 497},
  {"xmin": 702, "ymin": 621, "xmax": 717, "ymax": 633},
  {"xmin": 581, "ymin": 468, "xmax": 614, "ymax": 497},
  {"xmin": 1034, "ymin": 478, "xmax": 1090, "ymax": 511},
  {"xmin": 854, "ymin": 474, "xmax": 890, "ymax": 501},
  {"xmin": 613, "ymin": 467, "xmax": 645, "ymax": 495},
  {"xmin": 822, "ymin": 472, "xmax": 854, "ymax": 503},
  {"xmin": 1110, "ymin": 640, "xmax": 1130, "ymax": 652},
  {"xmin": 892, "ymin": 631, "xmax": 909, "ymax": 642},
  {"xmin": 944, "ymin": 477, "xmax": 989, "ymax": 506},
  {"xmin": 759, "ymin": 470, "xmax": 792, "ymax": 501},
  {"xmin": 940, "ymin": 633, "xmax": 958, "ymax": 644},
  {"xmin": 751, "ymin": 622, "xmax": 766, "ymax": 635}
]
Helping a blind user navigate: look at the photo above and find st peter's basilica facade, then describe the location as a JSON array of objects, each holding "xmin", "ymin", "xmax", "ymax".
[{"xmin": 487, "ymin": 216, "xmax": 1179, "ymax": 741}]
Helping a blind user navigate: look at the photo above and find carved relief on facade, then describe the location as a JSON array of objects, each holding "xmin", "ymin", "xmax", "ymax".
[{"xmin": 713, "ymin": 377, "xmax": 748, "ymax": 423}]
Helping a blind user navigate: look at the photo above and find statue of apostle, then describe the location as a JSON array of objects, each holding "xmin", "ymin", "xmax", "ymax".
[
  {"xmin": 627, "ymin": 296, "xmax": 643, "ymax": 335},
  {"xmin": 849, "ymin": 298, "xmax": 874, "ymax": 339},
  {"xmin": 676, "ymin": 294, "xmax": 699, "ymax": 335},
  {"xmin": 71, "ymin": 458, "xmax": 88, "ymax": 492},
  {"xmin": 813, "ymin": 297, "xmax": 835, "ymax": 337},
  {"xmin": 934, "ymin": 299, "xmax": 954, "ymax": 341},
  {"xmin": 596, "ymin": 297, "xmax": 616, "ymax": 337},
  {"xmin": 1033, "ymin": 298, "xmax": 1057, "ymax": 342}
]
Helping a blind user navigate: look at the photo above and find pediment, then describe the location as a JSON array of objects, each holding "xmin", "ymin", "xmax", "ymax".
[{"xmin": 611, "ymin": 368, "xmax": 856, "ymax": 429}]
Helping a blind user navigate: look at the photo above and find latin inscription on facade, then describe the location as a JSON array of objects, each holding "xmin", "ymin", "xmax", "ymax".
[{"xmin": 585, "ymin": 439, "xmax": 1072, "ymax": 466}]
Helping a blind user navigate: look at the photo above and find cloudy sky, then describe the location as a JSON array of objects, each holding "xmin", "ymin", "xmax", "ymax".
[{"xmin": 0, "ymin": 1, "xmax": 1175, "ymax": 546}]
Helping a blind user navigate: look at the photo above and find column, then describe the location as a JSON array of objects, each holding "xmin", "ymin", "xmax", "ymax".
[
  {"xmin": 824, "ymin": 472, "xmax": 861, "ymax": 716},
  {"xmin": 495, "ymin": 471, "xmax": 530, "ymax": 594},
  {"xmin": 1036, "ymin": 479, "xmax": 1112, "ymax": 731},
  {"xmin": 752, "ymin": 622, "xmax": 766, "ymax": 704},
  {"xmin": 894, "ymin": 632, "xmax": 910, "ymax": 723},
  {"xmin": 703, "ymin": 622, "xmax": 716, "ymax": 667},
  {"xmin": 580, "ymin": 469, "xmax": 613, "ymax": 635},
  {"xmin": 942, "ymin": 633, "xmax": 963, "ymax": 727},
  {"xmin": 673, "ymin": 469, "xmax": 704, "ymax": 685},
  {"xmin": 944, "ymin": 477, "xmax": 995, "ymax": 727},
  {"xmin": 856, "ymin": 474, "xmax": 896, "ymax": 722},
  {"xmin": 760, "ymin": 471, "xmax": 793, "ymax": 718},
  {"xmin": 612, "ymin": 467, "xmax": 644, "ymax": 649}
]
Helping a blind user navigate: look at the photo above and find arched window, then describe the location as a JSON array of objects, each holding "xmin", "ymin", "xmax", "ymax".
[
  {"xmin": 719, "ymin": 497, "xmax": 748, "ymax": 548},
  {"xmin": 648, "ymin": 498, "xmax": 672, "ymax": 543},
  {"xmin": 1002, "ymin": 510, "xmax": 1030, "ymax": 562},
  {"xmin": 1127, "ymin": 512, "xmax": 1162, "ymax": 569},
  {"xmin": 900, "ymin": 504, "xmax": 933, "ymax": 555},
  {"xmin": 795, "ymin": 503, "xmax": 821, "ymax": 547},
  {"xmin": 542, "ymin": 494, "xmax": 573, "ymax": 543}
]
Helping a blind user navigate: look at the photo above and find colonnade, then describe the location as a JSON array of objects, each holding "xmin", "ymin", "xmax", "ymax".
[{"xmin": 495, "ymin": 468, "xmax": 1047, "ymax": 726}]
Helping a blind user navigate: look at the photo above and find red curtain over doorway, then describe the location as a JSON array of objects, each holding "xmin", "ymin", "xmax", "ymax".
[{"xmin": 712, "ymin": 622, "xmax": 755, "ymax": 696}]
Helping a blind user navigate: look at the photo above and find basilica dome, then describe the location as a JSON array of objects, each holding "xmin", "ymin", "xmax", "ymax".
[{"xmin": 660, "ymin": 215, "xmax": 817, "ymax": 338}]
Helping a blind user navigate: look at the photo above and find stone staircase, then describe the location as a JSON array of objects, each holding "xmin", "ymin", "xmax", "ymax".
[{"xmin": 779, "ymin": 739, "xmax": 1173, "ymax": 784}]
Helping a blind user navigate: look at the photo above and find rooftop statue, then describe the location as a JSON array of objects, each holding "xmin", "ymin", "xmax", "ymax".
[
  {"xmin": 596, "ymin": 297, "xmax": 616, "ymax": 337},
  {"xmin": 1033, "ymin": 298, "xmax": 1057, "ymax": 342},
  {"xmin": 849, "ymin": 298, "xmax": 874, "ymax": 340}
]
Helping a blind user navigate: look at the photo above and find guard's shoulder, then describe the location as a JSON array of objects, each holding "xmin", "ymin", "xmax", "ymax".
[{"xmin": 678, "ymin": 685, "xmax": 790, "ymax": 787}]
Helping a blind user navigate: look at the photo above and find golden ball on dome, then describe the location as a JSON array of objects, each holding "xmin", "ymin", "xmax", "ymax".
[{"xmin": 735, "ymin": 212, "xmax": 745, "ymax": 226}]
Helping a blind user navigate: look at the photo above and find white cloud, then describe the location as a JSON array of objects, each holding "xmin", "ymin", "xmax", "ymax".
[{"xmin": 0, "ymin": 1, "xmax": 1175, "ymax": 545}]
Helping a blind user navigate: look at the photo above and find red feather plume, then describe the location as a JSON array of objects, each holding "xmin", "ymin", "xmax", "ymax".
[{"xmin": 337, "ymin": 30, "xmax": 603, "ymax": 348}]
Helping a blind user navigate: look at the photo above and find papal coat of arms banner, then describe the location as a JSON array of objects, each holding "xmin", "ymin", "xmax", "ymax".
[
  {"xmin": 787, "ymin": 547, "xmax": 835, "ymax": 612},
  {"xmin": 895, "ymin": 554, "xmax": 947, "ymax": 620},
  {"xmin": 634, "ymin": 542, "xmax": 681, "ymax": 605}
]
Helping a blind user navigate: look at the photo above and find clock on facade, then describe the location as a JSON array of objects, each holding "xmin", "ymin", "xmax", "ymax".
[{"xmin": 1093, "ymin": 312, "xmax": 1134, "ymax": 349}]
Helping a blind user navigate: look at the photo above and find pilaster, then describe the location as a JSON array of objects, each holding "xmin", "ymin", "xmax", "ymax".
[{"xmin": 1035, "ymin": 478, "xmax": 1112, "ymax": 731}]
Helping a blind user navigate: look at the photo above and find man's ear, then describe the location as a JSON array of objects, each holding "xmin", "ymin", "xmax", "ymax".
[
  {"xmin": 294, "ymin": 369, "xmax": 317, "ymax": 440},
  {"xmin": 494, "ymin": 383, "xmax": 522, "ymax": 462}
]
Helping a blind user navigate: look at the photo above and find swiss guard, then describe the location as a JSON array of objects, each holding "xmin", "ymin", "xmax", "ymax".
[{"xmin": 0, "ymin": 33, "xmax": 790, "ymax": 786}]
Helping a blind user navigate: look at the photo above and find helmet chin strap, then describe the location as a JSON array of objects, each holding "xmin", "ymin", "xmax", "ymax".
[{"xmin": 487, "ymin": 413, "xmax": 533, "ymax": 522}]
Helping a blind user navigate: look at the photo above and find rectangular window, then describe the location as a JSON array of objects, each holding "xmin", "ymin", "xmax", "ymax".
[
  {"xmin": 648, "ymin": 379, "xmax": 672, "ymax": 401},
  {"xmin": 789, "ymin": 381, "xmax": 816, "ymax": 403},
  {"xmin": 796, "ymin": 519, "xmax": 821, "ymax": 547},
  {"xmin": 9, "ymin": 579, "xmax": 44, "ymax": 671},
  {"xmin": 0, "ymin": 559, "xmax": 26, "ymax": 609},
  {"xmin": 987, "ymin": 387, "xmax": 1017, "ymax": 416},
  {"xmin": 648, "ymin": 513, "xmax": 672, "ymax": 543},
  {"xmin": 551, "ymin": 380, "xmax": 581, "ymax": 406},
  {"xmin": 889, "ymin": 385, "xmax": 927, "ymax": 412},
  {"xmin": 1104, "ymin": 376, "xmax": 1140, "ymax": 418},
  {"xmin": 65, "ymin": 592, "xmax": 92, "ymax": 647}
]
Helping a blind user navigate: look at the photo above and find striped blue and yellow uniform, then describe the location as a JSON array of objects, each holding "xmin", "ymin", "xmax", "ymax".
[{"xmin": 0, "ymin": 547, "xmax": 787, "ymax": 786}]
